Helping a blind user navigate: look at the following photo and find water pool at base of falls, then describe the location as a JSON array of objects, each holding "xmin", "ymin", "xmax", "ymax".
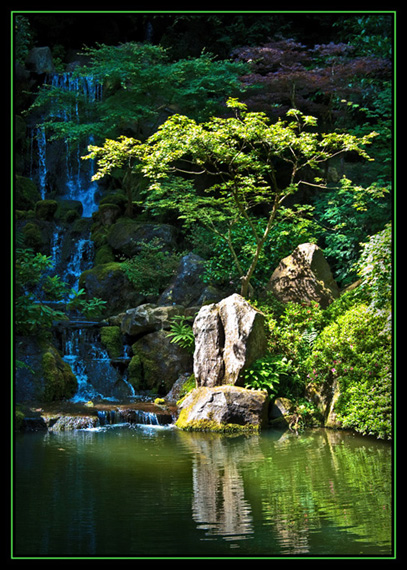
[{"xmin": 14, "ymin": 426, "xmax": 393, "ymax": 558}]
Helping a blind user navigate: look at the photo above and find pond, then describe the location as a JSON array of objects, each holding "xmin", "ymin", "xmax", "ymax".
[{"xmin": 13, "ymin": 425, "xmax": 393, "ymax": 558}]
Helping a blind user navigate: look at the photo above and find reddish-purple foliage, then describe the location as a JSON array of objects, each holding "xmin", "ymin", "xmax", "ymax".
[{"xmin": 232, "ymin": 39, "xmax": 391, "ymax": 126}]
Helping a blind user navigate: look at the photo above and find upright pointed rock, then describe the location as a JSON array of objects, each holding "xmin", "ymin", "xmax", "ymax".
[{"xmin": 193, "ymin": 294, "xmax": 267, "ymax": 387}]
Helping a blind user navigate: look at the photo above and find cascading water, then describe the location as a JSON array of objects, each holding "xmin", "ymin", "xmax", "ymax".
[
  {"xmin": 31, "ymin": 71, "xmax": 102, "ymax": 217},
  {"xmin": 62, "ymin": 234, "xmax": 94, "ymax": 291},
  {"xmin": 59, "ymin": 323, "xmax": 136, "ymax": 403},
  {"xmin": 47, "ymin": 222, "xmax": 94, "ymax": 294}
]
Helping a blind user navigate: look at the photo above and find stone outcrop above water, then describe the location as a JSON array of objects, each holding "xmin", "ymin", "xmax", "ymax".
[
  {"xmin": 121, "ymin": 303, "xmax": 192, "ymax": 336},
  {"xmin": 176, "ymin": 386, "xmax": 269, "ymax": 432},
  {"xmin": 267, "ymin": 243, "xmax": 340, "ymax": 308},
  {"xmin": 15, "ymin": 336, "xmax": 77, "ymax": 403},
  {"xmin": 193, "ymin": 294, "xmax": 267, "ymax": 387},
  {"xmin": 129, "ymin": 329, "xmax": 193, "ymax": 394}
]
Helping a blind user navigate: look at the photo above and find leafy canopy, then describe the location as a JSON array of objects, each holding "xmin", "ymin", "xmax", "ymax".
[{"xmin": 86, "ymin": 98, "xmax": 377, "ymax": 297}]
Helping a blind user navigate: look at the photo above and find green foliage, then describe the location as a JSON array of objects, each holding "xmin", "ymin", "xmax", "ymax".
[
  {"xmin": 243, "ymin": 354, "xmax": 284, "ymax": 396},
  {"xmin": 305, "ymin": 304, "xmax": 391, "ymax": 439},
  {"xmin": 14, "ymin": 16, "xmax": 33, "ymax": 65},
  {"xmin": 166, "ymin": 316, "xmax": 195, "ymax": 354},
  {"xmin": 90, "ymin": 98, "xmax": 376, "ymax": 297},
  {"xmin": 121, "ymin": 238, "xmax": 181, "ymax": 297},
  {"xmin": 30, "ymin": 42, "xmax": 247, "ymax": 146},
  {"xmin": 199, "ymin": 205, "xmax": 318, "ymax": 291},
  {"xmin": 15, "ymin": 247, "xmax": 106, "ymax": 335},
  {"xmin": 313, "ymin": 177, "xmax": 391, "ymax": 285},
  {"xmin": 355, "ymin": 222, "xmax": 392, "ymax": 319}
]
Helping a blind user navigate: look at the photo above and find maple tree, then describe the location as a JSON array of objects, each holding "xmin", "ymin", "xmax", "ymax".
[{"xmin": 85, "ymin": 98, "xmax": 377, "ymax": 298}]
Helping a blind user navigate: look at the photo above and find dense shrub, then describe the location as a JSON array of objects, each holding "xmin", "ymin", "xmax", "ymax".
[{"xmin": 306, "ymin": 304, "xmax": 392, "ymax": 439}]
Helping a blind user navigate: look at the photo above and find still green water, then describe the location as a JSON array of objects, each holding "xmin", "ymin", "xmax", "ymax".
[{"xmin": 14, "ymin": 425, "xmax": 392, "ymax": 558}]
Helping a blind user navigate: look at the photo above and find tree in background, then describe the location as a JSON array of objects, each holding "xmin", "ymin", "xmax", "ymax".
[{"xmin": 86, "ymin": 98, "xmax": 377, "ymax": 297}]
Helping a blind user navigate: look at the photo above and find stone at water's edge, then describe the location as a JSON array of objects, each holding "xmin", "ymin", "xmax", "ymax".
[
  {"xmin": 175, "ymin": 386, "xmax": 269, "ymax": 432},
  {"xmin": 193, "ymin": 293, "xmax": 267, "ymax": 388}
]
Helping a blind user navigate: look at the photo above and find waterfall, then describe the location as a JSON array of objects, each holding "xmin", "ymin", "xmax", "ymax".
[
  {"xmin": 47, "ymin": 223, "xmax": 94, "ymax": 294},
  {"xmin": 31, "ymin": 71, "xmax": 102, "ymax": 217},
  {"xmin": 62, "ymin": 236, "xmax": 94, "ymax": 291},
  {"xmin": 36, "ymin": 126, "xmax": 47, "ymax": 199},
  {"xmin": 59, "ymin": 324, "xmax": 135, "ymax": 403}
]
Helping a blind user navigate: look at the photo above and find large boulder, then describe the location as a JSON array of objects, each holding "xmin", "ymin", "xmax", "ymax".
[
  {"xmin": 193, "ymin": 294, "xmax": 267, "ymax": 387},
  {"xmin": 128, "ymin": 330, "xmax": 193, "ymax": 394},
  {"xmin": 158, "ymin": 253, "xmax": 223, "ymax": 307},
  {"xmin": 175, "ymin": 386, "xmax": 269, "ymax": 432},
  {"xmin": 79, "ymin": 263, "xmax": 145, "ymax": 316},
  {"xmin": 26, "ymin": 46, "xmax": 55, "ymax": 74},
  {"xmin": 266, "ymin": 243, "xmax": 340, "ymax": 308},
  {"xmin": 106, "ymin": 218, "xmax": 178, "ymax": 257},
  {"xmin": 121, "ymin": 304, "xmax": 190, "ymax": 337},
  {"xmin": 15, "ymin": 337, "xmax": 77, "ymax": 403}
]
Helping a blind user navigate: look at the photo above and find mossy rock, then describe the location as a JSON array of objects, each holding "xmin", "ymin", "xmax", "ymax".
[
  {"xmin": 42, "ymin": 345, "xmax": 77, "ymax": 402},
  {"xmin": 35, "ymin": 199, "xmax": 58, "ymax": 221},
  {"xmin": 128, "ymin": 353, "xmax": 143, "ymax": 391},
  {"xmin": 129, "ymin": 330, "xmax": 193, "ymax": 395},
  {"xmin": 55, "ymin": 199, "xmax": 83, "ymax": 222},
  {"xmin": 22, "ymin": 222, "xmax": 44, "ymax": 250},
  {"xmin": 98, "ymin": 203, "xmax": 121, "ymax": 227},
  {"xmin": 176, "ymin": 386, "xmax": 269, "ymax": 432},
  {"xmin": 79, "ymin": 262, "xmax": 145, "ymax": 315},
  {"xmin": 15, "ymin": 175, "xmax": 41, "ymax": 210},
  {"xmin": 94, "ymin": 244, "xmax": 115, "ymax": 265},
  {"xmin": 99, "ymin": 192, "xmax": 127, "ymax": 210},
  {"xmin": 100, "ymin": 326, "xmax": 122, "ymax": 359}
]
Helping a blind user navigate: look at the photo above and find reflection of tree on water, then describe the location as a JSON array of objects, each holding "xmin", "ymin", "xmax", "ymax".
[
  {"xmin": 178, "ymin": 428, "xmax": 392, "ymax": 555},
  {"xmin": 179, "ymin": 432, "xmax": 264, "ymax": 542}
]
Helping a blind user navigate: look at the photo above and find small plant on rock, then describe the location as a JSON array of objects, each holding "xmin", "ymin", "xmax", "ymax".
[{"xmin": 166, "ymin": 316, "xmax": 195, "ymax": 353}]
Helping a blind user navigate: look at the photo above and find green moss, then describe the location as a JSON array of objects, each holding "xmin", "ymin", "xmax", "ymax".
[
  {"xmin": 42, "ymin": 346, "xmax": 77, "ymax": 402},
  {"xmin": 90, "ymin": 223, "xmax": 109, "ymax": 249},
  {"xmin": 175, "ymin": 409, "xmax": 260, "ymax": 433},
  {"xmin": 100, "ymin": 192, "xmax": 127, "ymax": 210},
  {"xmin": 100, "ymin": 326, "xmax": 122, "ymax": 358},
  {"xmin": 79, "ymin": 262, "xmax": 123, "ymax": 289},
  {"xmin": 35, "ymin": 199, "xmax": 58, "ymax": 221},
  {"xmin": 128, "ymin": 353, "xmax": 143, "ymax": 390},
  {"xmin": 94, "ymin": 244, "xmax": 115, "ymax": 265},
  {"xmin": 15, "ymin": 407, "xmax": 25, "ymax": 431},
  {"xmin": 22, "ymin": 222, "xmax": 43, "ymax": 250},
  {"xmin": 176, "ymin": 374, "xmax": 196, "ymax": 405},
  {"xmin": 15, "ymin": 175, "xmax": 41, "ymax": 210}
]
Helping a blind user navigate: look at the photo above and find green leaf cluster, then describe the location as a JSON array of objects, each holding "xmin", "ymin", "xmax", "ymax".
[
  {"xmin": 166, "ymin": 316, "xmax": 195, "ymax": 354},
  {"xmin": 305, "ymin": 304, "xmax": 391, "ymax": 440},
  {"xmin": 313, "ymin": 176, "xmax": 391, "ymax": 285},
  {"xmin": 29, "ymin": 43, "xmax": 248, "ymax": 146}
]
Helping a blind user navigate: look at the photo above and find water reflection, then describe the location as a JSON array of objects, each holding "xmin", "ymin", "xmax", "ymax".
[
  {"xmin": 177, "ymin": 428, "xmax": 392, "ymax": 555},
  {"xmin": 14, "ymin": 426, "xmax": 392, "ymax": 557},
  {"xmin": 178, "ymin": 432, "xmax": 264, "ymax": 543}
]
